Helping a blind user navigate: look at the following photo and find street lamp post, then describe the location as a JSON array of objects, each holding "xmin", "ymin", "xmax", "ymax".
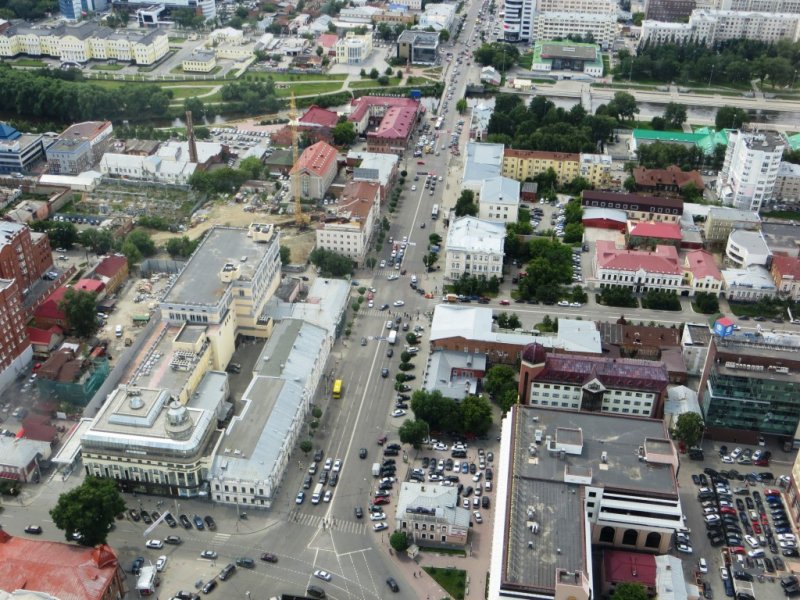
[{"xmin": 708, "ymin": 64, "xmax": 715, "ymax": 88}]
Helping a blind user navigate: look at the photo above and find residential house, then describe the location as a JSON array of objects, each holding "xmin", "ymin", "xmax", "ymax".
[
  {"xmin": 684, "ymin": 250, "xmax": 723, "ymax": 297},
  {"xmin": 478, "ymin": 176, "xmax": 520, "ymax": 223},
  {"xmin": 289, "ymin": 141, "xmax": 339, "ymax": 200},
  {"xmin": 594, "ymin": 240, "xmax": 684, "ymax": 293}
]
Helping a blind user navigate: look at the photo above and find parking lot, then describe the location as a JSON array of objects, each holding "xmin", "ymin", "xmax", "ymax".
[{"xmin": 678, "ymin": 442, "xmax": 798, "ymax": 600}]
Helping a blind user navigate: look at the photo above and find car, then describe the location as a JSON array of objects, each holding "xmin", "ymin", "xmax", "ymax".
[
  {"xmin": 141, "ymin": 511, "xmax": 152, "ymax": 524},
  {"xmin": 370, "ymin": 511, "xmax": 387, "ymax": 521},
  {"xmin": 296, "ymin": 491, "xmax": 306, "ymax": 504},
  {"xmin": 473, "ymin": 511, "xmax": 483, "ymax": 523},
  {"xmin": 129, "ymin": 508, "xmax": 141, "ymax": 522},
  {"xmin": 386, "ymin": 348, "xmax": 394, "ymax": 358},
  {"xmin": 193, "ymin": 515, "xmax": 205, "ymax": 530},
  {"xmin": 745, "ymin": 535, "xmax": 759, "ymax": 548},
  {"xmin": 499, "ymin": 299, "xmax": 510, "ymax": 305},
  {"xmin": 204, "ymin": 516, "xmax": 217, "ymax": 531},
  {"xmin": 698, "ymin": 558, "xmax": 708, "ymax": 573},
  {"xmin": 259, "ymin": 552, "xmax": 279, "ymax": 563},
  {"xmin": 392, "ymin": 409, "xmax": 406, "ymax": 417},
  {"xmin": 202, "ymin": 580, "xmax": 217, "ymax": 594},
  {"xmin": 433, "ymin": 442, "xmax": 448, "ymax": 451},
  {"xmin": 386, "ymin": 577, "xmax": 400, "ymax": 592},
  {"xmin": 323, "ymin": 490, "xmax": 333, "ymax": 503},
  {"xmin": 705, "ymin": 514, "xmax": 721, "ymax": 523},
  {"xmin": 332, "ymin": 459, "xmax": 342, "ymax": 472},
  {"xmin": 164, "ymin": 513, "xmax": 177, "ymax": 528},
  {"xmin": 393, "ymin": 300, "xmax": 405, "ymax": 307},
  {"xmin": 720, "ymin": 566, "xmax": 730, "ymax": 580},
  {"xmin": 381, "ymin": 367, "xmax": 389, "ymax": 378},
  {"xmin": 200, "ymin": 550, "xmax": 218, "ymax": 560},
  {"xmin": 156, "ymin": 555, "xmax": 168, "ymax": 572},
  {"xmin": 676, "ymin": 543, "xmax": 693, "ymax": 554},
  {"xmin": 721, "ymin": 455, "xmax": 735, "ymax": 463},
  {"xmin": 146, "ymin": 539, "xmax": 164, "ymax": 549},
  {"xmin": 130, "ymin": 557, "xmax": 145, "ymax": 575},
  {"xmin": 24, "ymin": 525, "xmax": 42, "ymax": 534},
  {"xmin": 165, "ymin": 535, "xmax": 182, "ymax": 545},
  {"xmin": 373, "ymin": 522, "xmax": 388, "ymax": 531},
  {"xmin": 179, "ymin": 514, "xmax": 192, "ymax": 529}
]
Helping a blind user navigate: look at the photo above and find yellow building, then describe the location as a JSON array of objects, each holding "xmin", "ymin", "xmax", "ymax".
[
  {"xmin": 0, "ymin": 21, "xmax": 168, "ymax": 66},
  {"xmin": 183, "ymin": 51, "xmax": 217, "ymax": 73},
  {"xmin": 335, "ymin": 31, "xmax": 373, "ymax": 64},
  {"xmin": 214, "ymin": 44, "xmax": 253, "ymax": 60},
  {"xmin": 503, "ymin": 148, "xmax": 612, "ymax": 188}
]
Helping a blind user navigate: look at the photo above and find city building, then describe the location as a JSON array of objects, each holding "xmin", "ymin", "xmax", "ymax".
[
  {"xmin": 0, "ymin": 435, "xmax": 51, "ymax": 482},
  {"xmin": 88, "ymin": 254, "xmax": 129, "ymax": 294},
  {"xmin": 463, "ymin": 142, "xmax": 504, "ymax": 191},
  {"xmin": 478, "ymin": 176, "xmax": 520, "ymax": 223},
  {"xmin": 27, "ymin": 324, "xmax": 64, "ymax": 357},
  {"xmin": 721, "ymin": 265, "xmax": 777, "ymax": 301},
  {"xmin": 349, "ymin": 151, "xmax": 399, "ymax": 201},
  {"xmin": 531, "ymin": 41, "xmax": 605, "ymax": 77},
  {"xmin": 518, "ymin": 345, "xmax": 670, "ymax": 417},
  {"xmin": 36, "ymin": 343, "xmax": 110, "ymax": 405},
  {"xmin": 701, "ymin": 0, "xmax": 800, "ymax": 10},
  {"xmin": 315, "ymin": 180, "xmax": 380, "ymax": 265},
  {"xmin": 45, "ymin": 120, "xmax": 113, "ymax": 175},
  {"xmin": 0, "ymin": 533, "xmax": 124, "ymax": 599},
  {"xmin": 347, "ymin": 96, "xmax": 422, "ymax": 155},
  {"xmin": 100, "ymin": 140, "xmax": 224, "ymax": 185},
  {"xmin": 601, "ymin": 550, "xmax": 658, "ymax": 598},
  {"xmin": 632, "ymin": 165, "xmax": 705, "ymax": 195},
  {"xmin": 645, "ymin": 0, "xmax": 697, "ymax": 20},
  {"xmin": 335, "ymin": 31, "xmax": 373, "ymax": 64},
  {"xmin": 533, "ymin": 13, "xmax": 617, "ymax": 49},
  {"xmin": 594, "ymin": 240, "xmax": 684, "ymax": 293},
  {"xmin": 182, "ymin": 50, "xmax": 217, "ymax": 72},
  {"xmin": 773, "ymin": 161, "xmax": 800, "ymax": 203},
  {"xmin": 395, "ymin": 482, "xmax": 471, "ymax": 549},
  {"xmin": 641, "ymin": 9, "xmax": 800, "ymax": 46},
  {"xmin": 582, "ymin": 207, "xmax": 628, "ymax": 232},
  {"xmin": 127, "ymin": 0, "xmax": 216, "ymax": 23},
  {"xmin": 0, "ymin": 123, "xmax": 49, "ymax": 175},
  {"xmin": 771, "ymin": 254, "xmax": 800, "ymax": 300},
  {"xmin": 683, "ymin": 323, "xmax": 715, "ymax": 379},
  {"xmin": 503, "ymin": 149, "xmax": 612, "ymax": 188},
  {"xmin": 717, "ymin": 130, "xmax": 784, "ymax": 212},
  {"xmin": 480, "ymin": 66, "xmax": 502, "ymax": 86},
  {"xmin": 417, "ymin": 3, "xmax": 457, "ymax": 32},
  {"xmin": 160, "ymin": 224, "xmax": 283, "ymax": 366},
  {"xmin": 703, "ymin": 206, "xmax": 761, "ymax": 242},
  {"xmin": 580, "ymin": 154, "xmax": 613, "ymax": 188},
  {"xmin": 684, "ymin": 250, "xmax": 724, "ymax": 296},
  {"xmin": 60, "ymin": 0, "xmax": 108, "ymax": 20},
  {"xmin": 725, "ymin": 229, "xmax": 771, "ymax": 267},
  {"xmin": 445, "ymin": 217, "xmax": 506, "ymax": 280},
  {"xmin": 390, "ymin": 0, "xmax": 422, "ymax": 8},
  {"xmin": 488, "ymin": 405, "xmax": 681, "ymax": 600},
  {"xmin": 0, "ymin": 279, "xmax": 30, "ymax": 393},
  {"xmin": 289, "ymin": 141, "xmax": 338, "ymax": 200},
  {"xmin": 0, "ymin": 221, "xmax": 53, "ymax": 291},
  {"xmin": 423, "ymin": 350, "xmax": 487, "ymax": 400},
  {"xmin": 396, "ymin": 29, "xmax": 440, "ymax": 65},
  {"xmin": 503, "ymin": 0, "xmax": 535, "ymax": 42},
  {"xmin": 209, "ymin": 27, "xmax": 244, "ymax": 45},
  {"xmin": 626, "ymin": 221, "xmax": 683, "ymax": 249},
  {"xmin": 471, "ymin": 103, "xmax": 494, "ymax": 141},
  {"xmin": 430, "ymin": 306, "xmax": 602, "ymax": 365},
  {"xmin": 699, "ymin": 332, "xmax": 800, "ymax": 442},
  {"xmin": 582, "ymin": 191, "xmax": 683, "ymax": 223},
  {"xmin": 0, "ymin": 21, "xmax": 169, "ymax": 65},
  {"xmin": 299, "ymin": 105, "xmax": 339, "ymax": 129}
]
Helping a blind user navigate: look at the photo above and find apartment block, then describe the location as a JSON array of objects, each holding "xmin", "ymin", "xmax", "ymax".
[
  {"xmin": 703, "ymin": 205, "xmax": 761, "ymax": 242},
  {"xmin": 641, "ymin": 10, "xmax": 800, "ymax": 47},
  {"xmin": 773, "ymin": 161, "xmax": 800, "ymax": 203},
  {"xmin": 503, "ymin": 149, "xmax": 580, "ymax": 186},
  {"xmin": 445, "ymin": 217, "xmax": 505, "ymax": 280},
  {"xmin": 533, "ymin": 13, "xmax": 617, "ymax": 49},
  {"xmin": 46, "ymin": 120, "xmax": 113, "ymax": 175},
  {"xmin": 645, "ymin": 0, "xmax": 697, "ymax": 20},
  {"xmin": 0, "ymin": 278, "xmax": 31, "ymax": 392},
  {"xmin": 315, "ymin": 181, "xmax": 380, "ymax": 265},
  {"xmin": 0, "ymin": 222, "xmax": 53, "ymax": 290},
  {"xmin": 503, "ymin": 0, "xmax": 535, "ymax": 42},
  {"xmin": 478, "ymin": 176, "xmax": 520, "ymax": 223},
  {"xmin": 717, "ymin": 130, "xmax": 784, "ymax": 212}
]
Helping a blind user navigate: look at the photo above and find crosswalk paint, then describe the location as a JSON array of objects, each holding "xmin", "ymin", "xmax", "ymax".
[
  {"xmin": 212, "ymin": 533, "xmax": 231, "ymax": 543},
  {"xmin": 292, "ymin": 512, "xmax": 366, "ymax": 535}
]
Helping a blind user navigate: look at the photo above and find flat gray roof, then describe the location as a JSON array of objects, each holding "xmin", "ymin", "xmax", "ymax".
[
  {"xmin": 163, "ymin": 226, "xmax": 273, "ymax": 308},
  {"xmin": 540, "ymin": 42, "xmax": 597, "ymax": 60}
]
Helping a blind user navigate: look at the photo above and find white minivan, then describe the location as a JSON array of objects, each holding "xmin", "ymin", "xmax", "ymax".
[{"xmin": 115, "ymin": 325, "xmax": 123, "ymax": 338}]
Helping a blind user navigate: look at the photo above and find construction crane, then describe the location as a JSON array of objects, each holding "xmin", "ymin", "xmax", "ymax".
[{"xmin": 289, "ymin": 92, "xmax": 308, "ymax": 227}]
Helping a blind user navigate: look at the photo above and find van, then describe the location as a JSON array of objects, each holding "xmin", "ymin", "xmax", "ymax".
[
  {"xmin": 306, "ymin": 585, "xmax": 326, "ymax": 599},
  {"xmin": 218, "ymin": 563, "xmax": 236, "ymax": 581},
  {"xmin": 115, "ymin": 325, "xmax": 123, "ymax": 338},
  {"xmin": 311, "ymin": 483, "xmax": 323, "ymax": 505},
  {"xmin": 534, "ymin": 429, "xmax": 543, "ymax": 444},
  {"xmin": 411, "ymin": 274, "xmax": 417, "ymax": 284}
]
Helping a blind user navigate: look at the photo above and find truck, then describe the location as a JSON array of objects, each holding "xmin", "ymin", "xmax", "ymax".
[
  {"xmin": 372, "ymin": 462, "xmax": 381, "ymax": 477},
  {"xmin": 387, "ymin": 330, "xmax": 397, "ymax": 345},
  {"xmin": 311, "ymin": 483, "xmax": 323, "ymax": 504}
]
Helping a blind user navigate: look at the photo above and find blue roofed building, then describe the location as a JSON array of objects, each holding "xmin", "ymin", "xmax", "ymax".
[{"xmin": 0, "ymin": 123, "xmax": 49, "ymax": 175}]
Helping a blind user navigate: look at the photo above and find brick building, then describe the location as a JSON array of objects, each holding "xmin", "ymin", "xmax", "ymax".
[
  {"xmin": 0, "ymin": 278, "xmax": 30, "ymax": 390},
  {"xmin": 581, "ymin": 191, "xmax": 683, "ymax": 223},
  {"xmin": 0, "ymin": 222, "xmax": 53, "ymax": 291},
  {"xmin": 347, "ymin": 96, "xmax": 423, "ymax": 155}
]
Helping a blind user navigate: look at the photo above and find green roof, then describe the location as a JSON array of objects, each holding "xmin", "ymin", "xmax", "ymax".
[
  {"xmin": 633, "ymin": 128, "xmax": 729, "ymax": 156},
  {"xmin": 786, "ymin": 133, "xmax": 800, "ymax": 151},
  {"xmin": 532, "ymin": 40, "xmax": 603, "ymax": 72}
]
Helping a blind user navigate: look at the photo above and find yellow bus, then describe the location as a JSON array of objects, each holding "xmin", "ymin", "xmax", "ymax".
[{"xmin": 332, "ymin": 379, "xmax": 343, "ymax": 399}]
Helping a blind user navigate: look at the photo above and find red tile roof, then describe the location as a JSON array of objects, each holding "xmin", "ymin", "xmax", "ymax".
[
  {"xmin": 596, "ymin": 240, "xmax": 682, "ymax": 275},
  {"xmin": 772, "ymin": 254, "xmax": 800, "ymax": 281},
  {"xmin": 534, "ymin": 352, "xmax": 669, "ymax": 393},
  {"xmin": 371, "ymin": 105, "xmax": 418, "ymax": 141},
  {"xmin": 0, "ymin": 531, "xmax": 120, "ymax": 600},
  {"xmin": 290, "ymin": 141, "xmax": 338, "ymax": 177},
  {"xmin": 34, "ymin": 286, "xmax": 69, "ymax": 321},
  {"xmin": 603, "ymin": 550, "xmax": 657, "ymax": 587},
  {"xmin": 317, "ymin": 33, "xmax": 338, "ymax": 49},
  {"xmin": 628, "ymin": 221, "xmax": 682, "ymax": 241},
  {"xmin": 299, "ymin": 105, "xmax": 339, "ymax": 129},
  {"xmin": 21, "ymin": 413, "xmax": 57, "ymax": 442},
  {"xmin": 686, "ymin": 250, "xmax": 722, "ymax": 280},
  {"xmin": 93, "ymin": 254, "xmax": 127, "ymax": 279},
  {"xmin": 74, "ymin": 279, "xmax": 105, "ymax": 294},
  {"xmin": 335, "ymin": 181, "xmax": 380, "ymax": 221},
  {"xmin": 503, "ymin": 148, "xmax": 580, "ymax": 162},
  {"xmin": 347, "ymin": 96, "xmax": 421, "ymax": 125},
  {"xmin": 27, "ymin": 325, "xmax": 63, "ymax": 345},
  {"xmin": 632, "ymin": 165, "xmax": 704, "ymax": 190}
]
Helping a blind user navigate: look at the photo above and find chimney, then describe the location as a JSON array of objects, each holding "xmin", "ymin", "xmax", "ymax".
[{"xmin": 186, "ymin": 110, "xmax": 198, "ymax": 164}]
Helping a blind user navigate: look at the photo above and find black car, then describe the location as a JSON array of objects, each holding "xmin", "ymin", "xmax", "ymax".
[
  {"xmin": 733, "ymin": 571, "xmax": 753, "ymax": 582},
  {"xmin": 319, "ymin": 471, "xmax": 328, "ymax": 484},
  {"xmin": 204, "ymin": 516, "xmax": 217, "ymax": 530},
  {"xmin": 218, "ymin": 564, "xmax": 236, "ymax": 581},
  {"xmin": 692, "ymin": 474, "xmax": 701, "ymax": 485},
  {"xmin": 469, "ymin": 463, "xmax": 477, "ymax": 474},
  {"xmin": 355, "ymin": 506, "xmax": 363, "ymax": 519},
  {"xmin": 179, "ymin": 514, "xmax": 192, "ymax": 529},
  {"xmin": 24, "ymin": 525, "xmax": 42, "ymax": 534},
  {"xmin": 383, "ymin": 448, "xmax": 399, "ymax": 457},
  {"xmin": 304, "ymin": 475, "xmax": 313, "ymax": 489},
  {"xmin": 485, "ymin": 468, "xmax": 493, "ymax": 481},
  {"xmin": 386, "ymin": 443, "xmax": 401, "ymax": 451},
  {"xmin": 141, "ymin": 512, "xmax": 152, "ymax": 525},
  {"xmin": 314, "ymin": 449, "xmax": 324, "ymax": 462},
  {"xmin": 359, "ymin": 448, "xmax": 367, "ymax": 459},
  {"xmin": 386, "ymin": 577, "xmax": 400, "ymax": 592},
  {"xmin": 396, "ymin": 394, "xmax": 410, "ymax": 401},
  {"xmin": 260, "ymin": 553, "xmax": 279, "ymax": 563},
  {"xmin": 131, "ymin": 557, "xmax": 145, "ymax": 575},
  {"xmin": 202, "ymin": 580, "xmax": 217, "ymax": 594},
  {"xmin": 422, "ymin": 457, "xmax": 430, "ymax": 468},
  {"xmin": 129, "ymin": 509, "xmax": 141, "ymax": 522},
  {"xmin": 235, "ymin": 557, "xmax": 255, "ymax": 569},
  {"xmin": 383, "ymin": 459, "xmax": 396, "ymax": 466},
  {"xmin": 481, "ymin": 496, "xmax": 490, "ymax": 509},
  {"xmin": 330, "ymin": 472, "xmax": 339, "ymax": 487},
  {"xmin": 395, "ymin": 402, "xmax": 408, "ymax": 409},
  {"xmin": 164, "ymin": 512, "xmax": 178, "ymax": 528},
  {"xmin": 709, "ymin": 536, "xmax": 725, "ymax": 546},
  {"xmin": 166, "ymin": 535, "xmax": 182, "ymax": 545},
  {"xmin": 464, "ymin": 486, "xmax": 474, "ymax": 497}
]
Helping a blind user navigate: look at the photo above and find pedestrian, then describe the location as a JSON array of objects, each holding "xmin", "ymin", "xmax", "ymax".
[{"xmin": 413, "ymin": 572, "xmax": 417, "ymax": 578}]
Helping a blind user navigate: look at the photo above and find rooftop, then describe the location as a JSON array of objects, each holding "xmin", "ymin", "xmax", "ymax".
[
  {"xmin": 686, "ymin": 249, "xmax": 722, "ymax": 280},
  {"xmin": 299, "ymin": 105, "xmax": 339, "ymax": 128},
  {"xmin": 397, "ymin": 29, "xmax": 440, "ymax": 46},
  {"xmin": 596, "ymin": 240, "xmax": 682, "ymax": 275},
  {"xmin": 396, "ymin": 482, "xmax": 471, "ymax": 529},
  {"xmin": 446, "ymin": 216, "xmax": 506, "ymax": 254},
  {"xmin": 463, "ymin": 142, "xmax": 504, "ymax": 185},
  {"xmin": 760, "ymin": 221, "xmax": 800, "ymax": 257},
  {"xmin": 721, "ymin": 265, "xmax": 776, "ymax": 291},
  {"xmin": 0, "ymin": 436, "xmax": 51, "ymax": 469},
  {"xmin": 371, "ymin": 105, "xmax": 418, "ymax": 140},
  {"xmin": 59, "ymin": 121, "xmax": 112, "ymax": 142},
  {"xmin": 684, "ymin": 323, "xmax": 713, "ymax": 347},
  {"xmin": 582, "ymin": 190, "xmax": 684, "ymax": 212},
  {"xmin": 290, "ymin": 140, "xmax": 338, "ymax": 177},
  {"xmin": 162, "ymin": 225, "xmax": 277, "ymax": 308},
  {"xmin": 504, "ymin": 148, "xmax": 579, "ymax": 162},
  {"xmin": 539, "ymin": 41, "xmax": 598, "ymax": 60},
  {"xmin": 597, "ymin": 322, "xmax": 681, "ymax": 349},
  {"xmin": 349, "ymin": 150, "xmax": 398, "ymax": 187},
  {"xmin": 707, "ymin": 205, "xmax": 761, "ymax": 223},
  {"xmin": 736, "ymin": 129, "xmax": 785, "ymax": 153},
  {"xmin": 583, "ymin": 206, "xmax": 627, "ymax": 224},
  {"xmin": 633, "ymin": 165, "xmax": 704, "ymax": 190},
  {"xmin": 772, "ymin": 254, "xmax": 800, "ymax": 280},
  {"xmin": 534, "ymin": 352, "xmax": 670, "ymax": 394},
  {"xmin": 480, "ymin": 176, "xmax": 521, "ymax": 206},
  {"xmin": 729, "ymin": 229, "xmax": 770, "ymax": 256},
  {"xmin": 423, "ymin": 350, "xmax": 486, "ymax": 399},
  {"xmin": 604, "ymin": 550, "xmax": 657, "ymax": 586},
  {"xmin": 348, "ymin": 96, "xmax": 421, "ymax": 126},
  {"xmin": 628, "ymin": 221, "xmax": 682, "ymax": 240}
]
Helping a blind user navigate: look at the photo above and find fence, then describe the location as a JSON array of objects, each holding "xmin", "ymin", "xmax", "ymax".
[{"xmin": 139, "ymin": 258, "xmax": 186, "ymax": 278}]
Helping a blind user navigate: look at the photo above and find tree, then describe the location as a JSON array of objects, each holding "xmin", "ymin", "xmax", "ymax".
[
  {"xmin": 663, "ymin": 102, "xmax": 687, "ymax": 129},
  {"xmin": 623, "ymin": 175, "xmax": 636, "ymax": 192},
  {"xmin": 78, "ymin": 228, "xmax": 114, "ymax": 254},
  {"xmin": 715, "ymin": 105, "xmax": 748, "ymax": 130},
  {"xmin": 455, "ymin": 189, "xmax": 478, "ymax": 216},
  {"xmin": 674, "ymin": 412, "xmax": 704, "ymax": 448},
  {"xmin": 125, "ymin": 230, "xmax": 156, "ymax": 258},
  {"xmin": 609, "ymin": 92, "xmax": 639, "ymax": 122},
  {"xmin": 280, "ymin": 245, "xmax": 291, "ymax": 265},
  {"xmin": 300, "ymin": 440, "xmax": 313, "ymax": 454},
  {"xmin": 184, "ymin": 96, "xmax": 206, "ymax": 119},
  {"xmin": 50, "ymin": 477, "xmax": 125, "ymax": 547},
  {"xmin": 316, "ymin": 45, "xmax": 323, "ymax": 57},
  {"xmin": 694, "ymin": 292, "xmax": 719, "ymax": 314},
  {"xmin": 461, "ymin": 395, "xmax": 492, "ymax": 436},
  {"xmin": 369, "ymin": 68, "xmax": 379, "ymax": 79},
  {"xmin": 612, "ymin": 583, "xmax": 648, "ymax": 600},
  {"xmin": 439, "ymin": 29, "xmax": 450, "ymax": 42},
  {"xmin": 46, "ymin": 221, "xmax": 79, "ymax": 249},
  {"xmin": 456, "ymin": 98, "xmax": 467, "ymax": 114},
  {"xmin": 309, "ymin": 248, "xmax": 353, "ymax": 276},
  {"xmin": 483, "ymin": 365, "xmax": 517, "ymax": 398},
  {"xmin": 399, "ymin": 419, "xmax": 429, "ymax": 448},
  {"xmin": 165, "ymin": 236, "xmax": 198, "ymax": 258},
  {"xmin": 650, "ymin": 116, "xmax": 666, "ymax": 131},
  {"xmin": 121, "ymin": 240, "xmax": 142, "ymax": 265},
  {"xmin": 239, "ymin": 156, "xmax": 263, "ymax": 180},
  {"xmin": 498, "ymin": 389, "xmax": 519, "ymax": 414},
  {"xmin": 332, "ymin": 121, "xmax": 356, "ymax": 145},
  {"xmin": 59, "ymin": 288, "xmax": 99, "ymax": 338},
  {"xmin": 390, "ymin": 530, "xmax": 411, "ymax": 552}
]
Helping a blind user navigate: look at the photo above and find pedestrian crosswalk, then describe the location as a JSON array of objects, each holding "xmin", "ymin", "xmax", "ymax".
[
  {"xmin": 290, "ymin": 511, "xmax": 367, "ymax": 535},
  {"xmin": 213, "ymin": 532, "xmax": 231, "ymax": 544}
]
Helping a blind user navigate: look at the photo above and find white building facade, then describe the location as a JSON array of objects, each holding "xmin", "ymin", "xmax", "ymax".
[
  {"xmin": 335, "ymin": 31, "xmax": 373, "ymax": 64},
  {"xmin": 445, "ymin": 217, "xmax": 506, "ymax": 280},
  {"xmin": 716, "ymin": 130, "xmax": 784, "ymax": 212},
  {"xmin": 533, "ymin": 12, "xmax": 617, "ymax": 48},
  {"xmin": 641, "ymin": 10, "xmax": 800, "ymax": 46},
  {"xmin": 503, "ymin": 0, "xmax": 535, "ymax": 42},
  {"xmin": 478, "ymin": 176, "xmax": 520, "ymax": 223}
]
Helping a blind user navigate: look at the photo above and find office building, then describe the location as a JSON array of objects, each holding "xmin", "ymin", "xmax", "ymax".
[
  {"xmin": 347, "ymin": 96, "xmax": 422, "ymax": 155},
  {"xmin": 418, "ymin": 3, "xmax": 457, "ymax": 32},
  {"xmin": 773, "ymin": 162, "xmax": 800, "ymax": 203},
  {"xmin": 445, "ymin": 217, "xmax": 506, "ymax": 280},
  {"xmin": 721, "ymin": 265, "xmax": 777, "ymax": 301},
  {"xmin": 60, "ymin": 0, "xmax": 108, "ymax": 20},
  {"xmin": 46, "ymin": 121, "xmax": 113, "ymax": 175},
  {"xmin": 488, "ymin": 405, "xmax": 681, "ymax": 600},
  {"xmin": 0, "ymin": 279, "xmax": 30, "ymax": 393},
  {"xmin": 122, "ymin": 0, "xmax": 216, "ymax": 22},
  {"xmin": 700, "ymin": 0, "xmax": 800, "ymax": 10},
  {"xmin": 518, "ymin": 345, "xmax": 670, "ymax": 417},
  {"xmin": 182, "ymin": 50, "xmax": 216, "ymax": 72},
  {"xmin": 641, "ymin": 10, "xmax": 800, "ymax": 47},
  {"xmin": 644, "ymin": 0, "xmax": 697, "ymax": 20},
  {"xmin": 0, "ymin": 221, "xmax": 53, "ymax": 290},
  {"xmin": 581, "ymin": 191, "xmax": 683, "ymax": 223},
  {"xmin": 395, "ymin": 482, "xmax": 471, "ymax": 549},
  {"xmin": 315, "ymin": 180, "xmax": 381, "ymax": 265},
  {"xmin": 533, "ymin": 13, "xmax": 617, "ymax": 49},
  {"xmin": 290, "ymin": 141, "xmax": 338, "ymax": 200},
  {"xmin": 349, "ymin": 150, "xmax": 399, "ymax": 201},
  {"xmin": 530, "ymin": 41, "xmax": 604, "ymax": 76},
  {"xmin": 478, "ymin": 176, "xmax": 520, "ymax": 223},
  {"xmin": 594, "ymin": 240, "xmax": 684, "ymax": 294},
  {"xmin": 396, "ymin": 29, "xmax": 440, "ymax": 64},
  {"xmin": 716, "ymin": 130, "xmax": 784, "ymax": 212},
  {"xmin": 725, "ymin": 229, "xmax": 771, "ymax": 267},
  {"xmin": 463, "ymin": 142, "xmax": 504, "ymax": 191},
  {"xmin": 703, "ymin": 205, "xmax": 761, "ymax": 242},
  {"xmin": 503, "ymin": 0, "xmax": 535, "ymax": 41},
  {"xmin": 335, "ymin": 31, "xmax": 373, "ymax": 64},
  {"xmin": 699, "ymin": 332, "xmax": 800, "ymax": 441},
  {"xmin": 0, "ymin": 123, "xmax": 48, "ymax": 175}
]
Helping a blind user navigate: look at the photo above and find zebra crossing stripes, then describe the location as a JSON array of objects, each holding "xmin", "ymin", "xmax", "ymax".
[{"xmin": 292, "ymin": 512, "xmax": 366, "ymax": 535}]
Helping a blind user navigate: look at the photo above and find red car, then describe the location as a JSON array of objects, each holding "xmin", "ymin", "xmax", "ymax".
[
  {"xmin": 373, "ymin": 496, "xmax": 390, "ymax": 505},
  {"xmin": 765, "ymin": 488, "xmax": 782, "ymax": 496},
  {"xmin": 499, "ymin": 299, "xmax": 510, "ymax": 305},
  {"xmin": 753, "ymin": 523, "xmax": 762, "ymax": 534},
  {"xmin": 721, "ymin": 507, "xmax": 736, "ymax": 515},
  {"xmin": 377, "ymin": 434, "xmax": 387, "ymax": 445},
  {"xmin": 729, "ymin": 546, "xmax": 746, "ymax": 555},
  {"xmin": 417, "ymin": 161, "xmax": 425, "ymax": 165}
]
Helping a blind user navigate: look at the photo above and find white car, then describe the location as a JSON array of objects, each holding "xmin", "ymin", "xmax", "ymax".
[
  {"xmin": 676, "ymin": 543, "xmax": 693, "ymax": 554},
  {"xmin": 156, "ymin": 555, "xmax": 167, "ymax": 572},
  {"xmin": 704, "ymin": 514, "xmax": 720, "ymax": 523},
  {"xmin": 323, "ymin": 458, "xmax": 333, "ymax": 471},
  {"xmin": 745, "ymin": 535, "xmax": 759, "ymax": 548},
  {"xmin": 557, "ymin": 300, "xmax": 570, "ymax": 307},
  {"xmin": 373, "ymin": 522, "xmax": 388, "ymax": 531},
  {"xmin": 387, "ymin": 274, "xmax": 399, "ymax": 281},
  {"xmin": 323, "ymin": 490, "xmax": 332, "ymax": 503},
  {"xmin": 392, "ymin": 409, "xmax": 407, "ymax": 417},
  {"xmin": 720, "ymin": 566, "xmax": 729, "ymax": 580},
  {"xmin": 332, "ymin": 459, "xmax": 342, "ymax": 472},
  {"xmin": 380, "ymin": 260, "xmax": 386, "ymax": 268},
  {"xmin": 314, "ymin": 570, "xmax": 332, "ymax": 582},
  {"xmin": 698, "ymin": 558, "xmax": 708, "ymax": 573},
  {"xmin": 570, "ymin": 302, "xmax": 582, "ymax": 307},
  {"xmin": 720, "ymin": 455, "xmax": 735, "ymax": 463},
  {"xmin": 370, "ymin": 512, "xmax": 386, "ymax": 521},
  {"xmin": 473, "ymin": 511, "xmax": 482, "ymax": 523},
  {"xmin": 411, "ymin": 185, "xmax": 417, "ymax": 191},
  {"xmin": 730, "ymin": 447, "xmax": 743, "ymax": 459},
  {"xmin": 462, "ymin": 498, "xmax": 470, "ymax": 509},
  {"xmin": 406, "ymin": 347, "xmax": 419, "ymax": 354},
  {"xmin": 146, "ymin": 540, "xmax": 163, "ymax": 549},
  {"xmin": 433, "ymin": 442, "xmax": 448, "ymax": 451},
  {"xmin": 386, "ymin": 320, "xmax": 393, "ymax": 329},
  {"xmin": 393, "ymin": 300, "xmax": 405, "ymax": 307},
  {"xmin": 368, "ymin": 301, "xmax": 374, "ymax": 308}
]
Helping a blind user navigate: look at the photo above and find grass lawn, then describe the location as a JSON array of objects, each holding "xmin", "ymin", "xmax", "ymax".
[
  {"xmin": 351, "ymin": 77, "xmax": 402, "ymax": 89},
  {"xmin": 246, "ymin": 70, "xmax": 347, "ymax": 81},
  {"xmin": 167, "ymin": 86, "xmax": 217, "ymax": 99},
  {"xmin": 728, "ymin": 302, "xmax": 784, "ymax": 319},
  {"xmin": 10, "ymin": 58, "xmax": 45, "ymax": 67},
  {"xmin": 423, "ymin": 567, "xmax": 467, "ymax": 600},
  {"xmin": 518, "ymin": 52, "xmax": 533, "ymax": 69},
  {"xmin": 91, "ymin": 63, "xmax": 125, "ymax": 71},
  {"xmin": 169, "ymin": 36, "xmax": 187, "ymax": 43},
  {"xmin": 274, "ymin": 81, "xmax": 343, "ymax": 96}
]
